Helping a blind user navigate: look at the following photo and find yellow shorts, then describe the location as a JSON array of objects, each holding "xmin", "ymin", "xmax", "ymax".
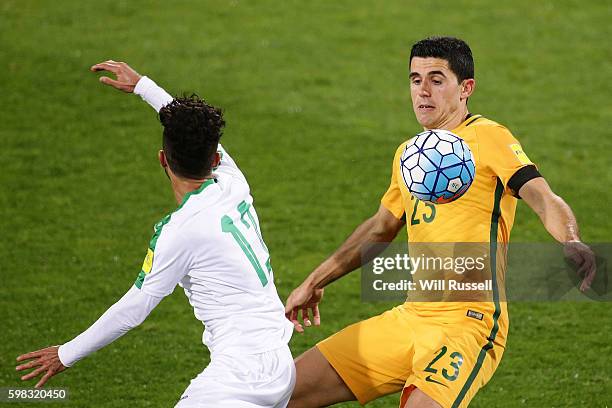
[{"xmin": 317, "ymin": 303, "xmax": 506, "ymax": 408}]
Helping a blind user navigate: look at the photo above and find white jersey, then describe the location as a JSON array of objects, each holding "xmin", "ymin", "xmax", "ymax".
[
  {"xmin": 136, "ymin": 145, "xmax": 293, "ymax": 355},
  {"xmin": 57, "ymin": 76, "xmax": 295, "ymax": 407}
]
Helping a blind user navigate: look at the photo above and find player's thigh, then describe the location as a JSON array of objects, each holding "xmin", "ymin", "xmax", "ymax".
[
  {"xmin": 294, "ymin": 307, "xmax": 414, "ymax": 406},
  {"xmin": 288, "ymin": 346, "xmax": 356, "ymax": 408},
  {"xmin": 403, "ymin": 388, "xmax": 442, "ymax": 408}
]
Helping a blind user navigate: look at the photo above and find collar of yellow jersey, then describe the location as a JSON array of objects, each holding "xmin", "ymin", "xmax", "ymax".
[{"xmin": 452, "ymin": 114, "xmax": 483, "ymax": 133}]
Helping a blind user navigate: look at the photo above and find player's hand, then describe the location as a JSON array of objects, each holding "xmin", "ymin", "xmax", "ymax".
[
  {"xmin": 563, "ymin": 240, "xmax": 596, "ymax": 292},
  {"xmin": 285, "ymin": 283, "xmax": 323, "ymax": 333},
  {"xmin": 16, "ymin": 346, "xmax": 67, "ymax": 388},
  {"xmin": 90, "ymin": 60, "xmax": 142, "ymax": 93}
]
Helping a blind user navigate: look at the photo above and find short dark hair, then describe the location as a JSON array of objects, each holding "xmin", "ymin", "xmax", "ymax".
[
  {"xmin": 159, "ymin": 95, "xmax": 225, "ymax": 179},
  {"xmin": 410, "ymin": 37, "xmax": 474, "ymax": 83}
]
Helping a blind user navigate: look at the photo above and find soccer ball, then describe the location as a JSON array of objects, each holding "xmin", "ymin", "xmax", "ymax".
[{"xmin": 400, "ymin": 129, "xmax": 475, "ymax": 204}]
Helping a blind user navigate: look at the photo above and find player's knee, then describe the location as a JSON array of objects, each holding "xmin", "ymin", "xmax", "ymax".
[
  {"xmin": 288, "ymin": 381, "xmax": 324, "ymax": 408},
  {"xmin": 287, "ymin": 386, "xmax": 347, "ymax": 408},
  {"xmin": 287, "ymin": 395, "xmax": 313, "ymax": 408}
]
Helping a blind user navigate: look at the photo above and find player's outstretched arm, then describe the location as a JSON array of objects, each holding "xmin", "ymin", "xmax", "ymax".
[
  {"xmin": 285, "ymin": 204, "xmax": 405, "ymax": 332},
  {"xmin": 16, "ymin": 286, "xmax": 162, "ymax": 387},
  {"xmin": 519, "ymin": 177, "xmax": 596, "ymax": 291}
]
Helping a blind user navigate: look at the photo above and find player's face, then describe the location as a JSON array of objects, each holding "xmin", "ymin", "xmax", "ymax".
[{"xmin": 409, "ymin": 57, "xmax": 473, "ymax": 130}]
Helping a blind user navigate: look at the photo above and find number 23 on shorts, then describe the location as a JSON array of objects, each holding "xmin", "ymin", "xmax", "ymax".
[{"xmin": 424, "ymin": 346, "xmax": 464, "ymax": 386}]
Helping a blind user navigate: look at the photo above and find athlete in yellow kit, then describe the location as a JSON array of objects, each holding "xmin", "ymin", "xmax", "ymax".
[{"xmin": 285, "ymin": 37, "xmax": 596, "ymax": 408}]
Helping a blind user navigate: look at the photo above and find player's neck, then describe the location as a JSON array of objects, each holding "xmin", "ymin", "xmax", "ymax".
[
  {"xmin": 426, "ymin": 107, "xmax": 470, "ymax": 131},
  {"xmin": 171, "ymin": 177, "xmax": 214, "ymax": 205}
]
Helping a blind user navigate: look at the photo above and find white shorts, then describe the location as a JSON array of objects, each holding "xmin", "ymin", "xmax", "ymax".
[{"xmin": 175, "ymin": 345, "xmax": 295, "ymax": 408}]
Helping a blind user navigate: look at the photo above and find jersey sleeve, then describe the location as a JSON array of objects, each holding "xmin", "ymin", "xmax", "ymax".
[
  {"xmin": 480, "ymin": 126, "xmax": 537, "ymax": 193},
  {"xmin": 137, "ymin": 223, "xmax": 192, "ymax": 298},
  {"xmin": 380, "ymin": 145, "xmax": 406, "ymax": 220},
  {"xmin": 133, "ymin": 76, "xmax": 174, "ymax": 112},
  {"xmin": 57, "ymin": 285, "xmax": 162, "ymax": 367}
]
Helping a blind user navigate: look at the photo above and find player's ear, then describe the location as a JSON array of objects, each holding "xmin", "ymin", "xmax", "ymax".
[
  {"xmin": 461, "ymin": 79, "xmax": 475, "ymax": 101},
  {"xmin": 211, "ymin": 151, "xmax": 221, "ymax": 169},
  {"xmin": 159, "ymin": 150, "xmax": 167, "ymax": 168}
]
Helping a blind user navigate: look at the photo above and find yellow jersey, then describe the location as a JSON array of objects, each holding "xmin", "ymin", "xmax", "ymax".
[{"xmin": 381, "ymin": 114, "xmax": 536, "ymax": 346}]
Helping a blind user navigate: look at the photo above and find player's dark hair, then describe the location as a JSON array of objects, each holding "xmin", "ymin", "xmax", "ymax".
[
  {"xmin": 159, "ymin": 95, "xmax": 225, "ymax": 179},
  {"xmin": 410, "ymin": 37, "xmax": 474, "ymax": 82}
]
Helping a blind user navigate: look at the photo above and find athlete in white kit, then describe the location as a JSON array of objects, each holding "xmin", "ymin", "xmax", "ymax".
[{"xmin": 16, "ymin": 61, "xmax": 295, "ymax": 408}]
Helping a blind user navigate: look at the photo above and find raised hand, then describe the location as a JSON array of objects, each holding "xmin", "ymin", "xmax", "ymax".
[
  {"xmin": 16, "ymin": 346, "xmax": 67, "ymax": 388},
  {"xmin": 90, "ymin": 60, "xmax": 142, "ymax": 93}
]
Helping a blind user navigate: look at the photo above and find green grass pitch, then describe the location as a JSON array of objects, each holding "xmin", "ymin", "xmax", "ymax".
[{"xmin": 1, "ymin": 1, "xmax": 610, "ymax": 407}]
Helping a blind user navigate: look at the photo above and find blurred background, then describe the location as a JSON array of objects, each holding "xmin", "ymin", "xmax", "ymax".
[{"xmin": 1, "ymin": 1, "xmax": 610, "ymax": 406}]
